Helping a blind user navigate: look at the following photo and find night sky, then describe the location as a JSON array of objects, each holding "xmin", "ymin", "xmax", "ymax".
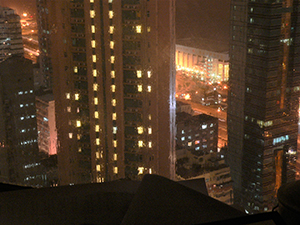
[
  {"xmin": 1, "ymin": 0, "xmax": 231, "ymax": 51},
  {"xmin": 176, "ymin": 0, "xmax": 231, "ymax": 52}
]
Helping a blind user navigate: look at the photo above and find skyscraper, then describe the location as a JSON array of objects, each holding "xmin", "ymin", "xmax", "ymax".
[
  {"xmin": 46, "ymin": 0, "xmax": 176, "ymax": 185},
  {"xmin": 36, "ymin": 0, "xmax": 54, "ymax": 89},
  {"xmin": 228, "ymin": 0, "xmax": 300, "ymax": 213},
  {"xmin": 0, "ymin": 7, "xmax": 24, "ymax": 61},
  {"xmin": 0, "ymin": 56, "xmax": 40, "ymax": 185}
]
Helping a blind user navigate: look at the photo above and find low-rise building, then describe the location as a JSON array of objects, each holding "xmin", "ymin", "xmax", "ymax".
[
  {"xmin": 176, "ymin": 112, "xmax": 218, "ymax": 156},
  {"xmin": 176, "ymin": 44, "xmax": 229, "ymax": 83}
]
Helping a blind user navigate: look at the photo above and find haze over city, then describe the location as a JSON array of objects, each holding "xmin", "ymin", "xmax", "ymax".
[{"xmin": 0, "ymin": 0, "xmax": 299, "ymax": 224}]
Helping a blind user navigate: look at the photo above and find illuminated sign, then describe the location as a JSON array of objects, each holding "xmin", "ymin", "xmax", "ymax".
[{"xmin": 273, "ymin": 135, "xmax": 289, "ymax": 145}]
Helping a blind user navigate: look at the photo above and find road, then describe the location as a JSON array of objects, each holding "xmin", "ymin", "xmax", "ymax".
[
  {"xmin": 178, "ymin": 99, "xmax": 228, "ymax": 149},
  {"xmin": 23, "ymin": 35, "xmax": 39, "ymax": 63}
]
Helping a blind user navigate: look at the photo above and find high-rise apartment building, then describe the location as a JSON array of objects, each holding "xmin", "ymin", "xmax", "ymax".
[
  {"xmin": 0, "ymin": 7, "xmax": 24, "ymax": 61},
  {"xmin": 0, "ymin": 56, "xmax": 41, "ymax": 185},
  {"xmin": 46, "ymin": 0, "xmax": 176, "ymax": 185},
  {"xmin": 36, "ymin": 0, "xmax": 54, "ymax": 89},
  {"xmin": 228, "ymin": 0, "xmax": 300, "ymax": 213}
]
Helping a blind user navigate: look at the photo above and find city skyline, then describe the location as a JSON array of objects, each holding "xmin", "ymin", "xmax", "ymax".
[{"xmin": 1, "ymin": 0, "xmax": 300, "ymax": 218}]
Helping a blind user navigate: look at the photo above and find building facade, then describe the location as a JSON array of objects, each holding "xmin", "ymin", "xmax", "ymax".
[
  {"xmin": 36, "ymin": 93, "xmax": 57, "ymax": 155},
  {"xmin": 46, "ymin": 0, "xmax": 176, "ymax": 185},
  {"xmin": 36, "ymin": 0, "xmax": 54, "ymax": 89},
  {"xmin": 228, "ymin": 0, "xmax": 300, "ymax": 213},
  {"xmin": 196, "ymin": 159, "xmax": 233, "ymax": 206},
  {"xmin": 0, "ymin": 56, "xmax": 41, "ymax": 185},
  {"xmin": 176, "ymin": 44, "xmax": 229, "ymax": 83},
  {"xmin": 0, "ymin": 7, "xmax": 24, "ymax": 61},
  {"xmin": 176, "ymin": 112, "xmax": 218, "ymax": 156}
]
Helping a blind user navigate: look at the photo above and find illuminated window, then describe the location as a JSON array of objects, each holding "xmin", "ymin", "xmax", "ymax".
[
  {"xmin": 93, "ymin": 69, "xmax": 97, "ymax": 77},
  {"xmin": 111, "ymin": 70, "xmax": 115, "ymax": 78},
  {"xmin": 136, "ymin": 25, "xmax": 142, "ymax": 33},
  {"xmin": 74, "ymin": 66, "xmax": 78, "ymax": 73},
  {"xmin": 78, "ymin": 147, "xmax": 82, "ymax": 152},
  {"xmin": 147, "ymin": 71, "xmax": 152, "ymax": 78},
  {"xmin": 137, "ymin": 70, "xmax": 142, "ymax": 78},
  {"xmin": 75, "ymin": 93, "xmax": 79, "ymax": 100},
  {"xmin": 149, "ymin": 114, "xmax": 151, "ymax": 120},
  {"xmin": 96, "ymin": 138, "xmax": 100, "ymax": 145},
  {"xmin": 110, "ymin": 41, "xmax": 114, "ymax": 49},
  {"xmin": 218, "ymin": 64, "xmax": 223, "ymax": 76},
  {"xmin": 111, "ymin": 85, "xmax": 116, "ymax": 92},
  {"xmin": 66, "ymin": 93, "xmax": 70, "ymax": 99},
  {"xmin": 149, "ymin": 141, "xmax": 152, "ymax": 148},
  {"xmin": 138, "ymin": 140, "xmax": 143, "ymax": 147},
  {"xmin": 91, "ymin": 40, "xmax": 96, "ymax": 48},
  {"xmin": 109, "ymin": 11, "xmax": 114, "ymax": 19},
  {"xmin": 113, "ymin": 167, "xmax": 118, "ymax": 174},
  {"xmin": 148, "ymin": 127, "xmax": 152, "ymax": 134},
  {"xmin": 113, "ymin": 153, "xmax": 117, "ymax": 161},
  {"xmin": 195, "ymin": 140, "xmax": 200, "ymax": 144},
  {"xmin": 109, "ymin": 26, "xmax": 114, "ymax": 34},
  {"xmin": 188, "ymin": 142, "xmax": 192, "ymax": 146},
  {"xmin": 138, "ymin": 85, "xmax": 142, "ymax": 92},
  {"xmin": 113, "ymin": 126, "xmax": 117, "ymax": 134},
  {"xmin": 111, "ymin": 56, "xmax": 115, "ymax": 63},
  {"xmin": 94, "ymin": 111, "xmax": 99, "ymax": 118},
  {"xmin": 181, "ymin": 137, "xmax": 185, "ymax": 141},
  {"xmin": 108, "ymin": 0, "xmax": 113, "ymax": 3},
  {"xmin": 149, "ymin": 168, "xmax": 152, "ymax": 174},
  {"xmin": 138, "ymin": 167, "xmax": 144, "ymax": 175},
  {"xmin": 95, "ymin": 125, "xmax": 100, "ymax": 132},
  {"xmin": 202, "ymin": 124, "xmax": 207, "ymax": 129},
  {"xmin": 96, "ymin": 165, "xmax": 101, "ymax": 171},
  {"xmin": 113, "ymin": 140, "xmax": 117, "ymax": 147},
  {"xmin": 93, "ymin": 83, "xmax": 98, "ymax": 91},
  {"xmin": 147, "ymin": 86, "xmax": 151, "ymax": 92},
  {"xmin": 90, "ymin": 0, "xmax": 94, "ymax": 2},
  {"xmin": 69, "ymin": 133, "xmax": 73, "ymax": 139},
  {"xmin": 96, "ymin": 152, "xmax": 100, "ymax": 159},
  {"xmin": 90, "ymin": 10, "xmax": 95, "ymax": 18},
  {"xmin": 137, "ymin": 126, "xmax": 143, "ymax": 134},
  {"xmin": 91, "ymin": 25, "xmax": 95, "ymax": 33},
  {"xmin": 111, "ymin": 99, "xmax": 116, "ymax": 106},
  {"xmin": 264, "ymin": 121, "xmax": 273, "ymax": 127},
  {"xmin": 76, "ymin": 120, "xmax": 81, "ymax": 127},
  {"xmin": 77, "ymin": 134, "xmax": 81, "ymax": 140},
  {"xmin": 147, "ymin": 26, "xmax": 151, "ymax": 32},
  {"xmin": 94, "ymin": 97, "xmax": 98, "ymax": 105},
  {"xmin": 92, "ymin": 55, "xmax": 97, "ymax": 62},
  {"xmin": 112, "ymin": 113, "xmax": 117, "ymax": 120},
  {"xmin": 67, "ymin": 106, "xmax": 71, "ymax": 112}
]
